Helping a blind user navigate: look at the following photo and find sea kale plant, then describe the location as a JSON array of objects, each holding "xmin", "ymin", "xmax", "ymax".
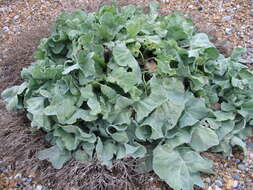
[{"xmin": 1, "ymin": 2, "xmax": 252, "ymax": 190}]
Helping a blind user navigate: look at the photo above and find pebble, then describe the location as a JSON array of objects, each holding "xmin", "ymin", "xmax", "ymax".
[
  {"xmin": 233, "ymin": 180, "xmax": 239, "ymax": 188},
  {"xmin": 36, "ymin": 185, "xmax": 43, "ymax": 190},
  {"xmin": 226, "ymin": 179, "xmax": 234, "ymax": 189},
  {"xmin": 222, "ymin": 16, "xmax": 232, "ymax": 22},
  {"xmin": 205, "ymin": 177, "xmax": 211, "ymax": 184},
  {"xmin": 225, "ymin": 28, "xmax": 232, "ymax": 35},
  {"xmin": 250, "ymin": 11, "xmax": 253, "ymax": 17},
  {"xmin": 15, "ymin": 173, "xmax": 22, "ymax": 179},
  {"xmin": 249, "ymin": 153, "xmax": 253, "ymax": 159},
  {"xmin": 3, "ymin": 26, "xmax": 9, "ymax": 32},
  {"xmin": 14, "ymin": 15, "xmax": 19, "ymax": 20},
  {"xmin": 215, "ymin": 185, "xmax": 222, "ymax": 190},
  {"xmin": 231, "ymin": 173, "xmax": 240, "ymax": 180},
  {"xmin": 215, "ymin": 179, "xmax": 223, "ymax": 187},
  {"xmin": 237, "ymin": 164, "xmax": 247, "ymax": 171}
]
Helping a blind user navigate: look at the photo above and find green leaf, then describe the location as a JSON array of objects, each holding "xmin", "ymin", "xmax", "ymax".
[
  {"xmin": 1, "ymin": 82, "xmax": 27, "ymax": 111},
  {"xmin": 190, "ymin": 125, "xmax": 219, "ymax": 151},
  {"xmin": 153, "ymin": 145, "xmax": 211, "ymax": 190},
  {"xmin": 134, "ymin": 77, "xmax": 185, "ymax": 122},
  {"xmin": 113, "ymin": 42, "xmax": 142, "ymax": 82},
  {"xmin": 38, "ymin": 146, "xmax": 71, "ymax": 169},
  {"xmin": 107, "ymin": 67, "xmax": 138, "ymax": 93},
  {"xmin": 230, "ymin": 136, "xmax": 247, "ymax": 156},
  {"xmin": 179, "ymin": 94, "xmax": 209, "ymax": 128},
  {"xmin": 73, "ymin": 150, "xmax": 90, "ymax": 161}
]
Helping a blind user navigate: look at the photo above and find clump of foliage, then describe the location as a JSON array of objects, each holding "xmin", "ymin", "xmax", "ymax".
[{"xmin": 2, "ymin": 2, "xmax": 252, "ymax": 190}]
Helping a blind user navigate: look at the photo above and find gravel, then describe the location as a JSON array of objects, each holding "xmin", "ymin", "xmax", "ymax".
[
  {"xmin": 2, "ymin": 26, "xmax": 9, "ymax": 32},
  {"xmin": 233, "ymin": 180, "xmax": 239, "ymax": 188},
  {"xmin": 0, "ymin": 162, "xmax": 47, "ymax": 190},
  {"xmin": 237, "ymin": 164, "xmax": 247, "ymax": 171},
  {"xmin": 222, "ymin": 15, "xmax": 232, "ymax": 22},
  {"xmin": 247, "ymin": 142, "xmax": 253, "ymax": 149},
  {"xmin": 215, "ymin": 180, "xmax": 223, "ymax": 187}
]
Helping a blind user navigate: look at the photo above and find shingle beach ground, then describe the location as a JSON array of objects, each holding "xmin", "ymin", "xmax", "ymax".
[{"xmin": 0, "ymin": 0, "xmax": 252, "ymax": 189}]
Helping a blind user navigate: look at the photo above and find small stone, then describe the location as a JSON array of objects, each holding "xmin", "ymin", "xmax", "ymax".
[
  {"xmin": 215, "ymin": 185, "xmax": 222, "ymax": 190},
  {"xmin": 235, "ymin": 159, "xmax": 241, "ymax": 163},
  {"xmin": 14, "ymin": 173, "xmax": 22, "ymax": 179},
  {"xmin": 237, "ymin": 164, "xmax": 247, "ymax": 171},
  {"xmin": 215, "ymin": 179, "xmax": 223, "ymax": 187},
  {"xmin": 204, "ymin": 177, "xmax": 211, "ymax": 184},
  {"xmin": 14, "ymin": 15, "xmax": 19, "ymax": 20},
  {"xmin": 233, "ymin": 180, "xmax": 239, "ymax": 188},
  {"xmin": 250, "ymin": 11, "xmax": 253, "ymax": 17},
  {"xmin": 222, "ymin": 16, "xmax": 231, "ymax": 22},
  {"xmin": 36, "ymin": 185, "xmax": 43, "ymax": 190},
  {"xmin": 0, "ymin": 165, "xmax": 8, "ymax": 172},
  {"xmin": 249, "ymin": 153, "xmax": 253, "ymax": 159},
  {"xmin": 2, "ymin": 26, "xmax": 9, "ymax": 32},
  {"xmin": 247, "ymin": 142, "xmax": 253, "ymax": 149},
  {"xmin": 21, "ymin": 178, "xmax": 28, "ymax": 182},
  {"xmin": 226, "ymin": 179, "xmax": 234, "ymax": 189},
  {"xmin": 225, "ymin": 28, "xmax": 233, "ymax": 35},
  {"xmin": 236, "ymin": 186, "xmax": 244, "ymax": 190},
  {"xmin": 231, "ymin": 174, "xmax": 240, "ymax": 180},
  {"xmin": 15, "ymin": 183, "xmax": 21, "ymax": 188}
]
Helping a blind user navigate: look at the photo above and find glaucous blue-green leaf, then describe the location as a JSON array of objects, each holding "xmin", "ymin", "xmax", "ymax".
[
  {"xmin": 54, "ymin": 128, "xmax": 78, "ymax": 151},
  {"xmin": 112, "ymin": 42, "xmax": 142, "ymax": 82},
  {"xmin": 165, "ymin": 129, "xmax": 191, "ymax": 149},
  {"xmin": 213, "ymin": 111, "xmax": 235, "ymax": 122},
  {"xmin": 134, "ymin": 77, "xmax": 185, "ymax": 122},
  {"xmin": 73, "ymin": 150, "xmax": 90, "ymax": 162},
  {"xmin": 107, "ymin": 67, "xmax": 138, "ymax": 93},
  {"xmin": 116, "ymin": 143, "xmax": 146, "ymax": 160},
  {"xmin": 26, "ymin": 97, "xmax": 51, "ymax": 130},
  {"xmin": 44, "ymin": 95, "xmax": 76, "ymax": 124},
  {"xmin": 1, "ymin": 82, "xmax": 27, "ymax": 111},
  {"xmin": 230, "ymin": 136, "xmax": 247, "ymax": 156},
  {"xmin": 190, "ymin": 125, "xmax": 219, "ymax": 151},
  {"xmin": 60, "ymin": 125, "xmax": 96, "ymax": 144},
  {"xmin": 179, "ymin": 94, "xmax": 209, "ymax": 128},
  {"xmin": 153, "ymin": 145, "xmax": 211, "ymax": 190},
  {"xmin": 139, "ymin": 100, "xmax": 184, "ymax": 140},
  {"xmin": 38, "ymin": 145, "xmax": 71, "ymax": 169},
  {"xmin": 164, "ymin": 12, "xmax": 194, "ymax": 40}
]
